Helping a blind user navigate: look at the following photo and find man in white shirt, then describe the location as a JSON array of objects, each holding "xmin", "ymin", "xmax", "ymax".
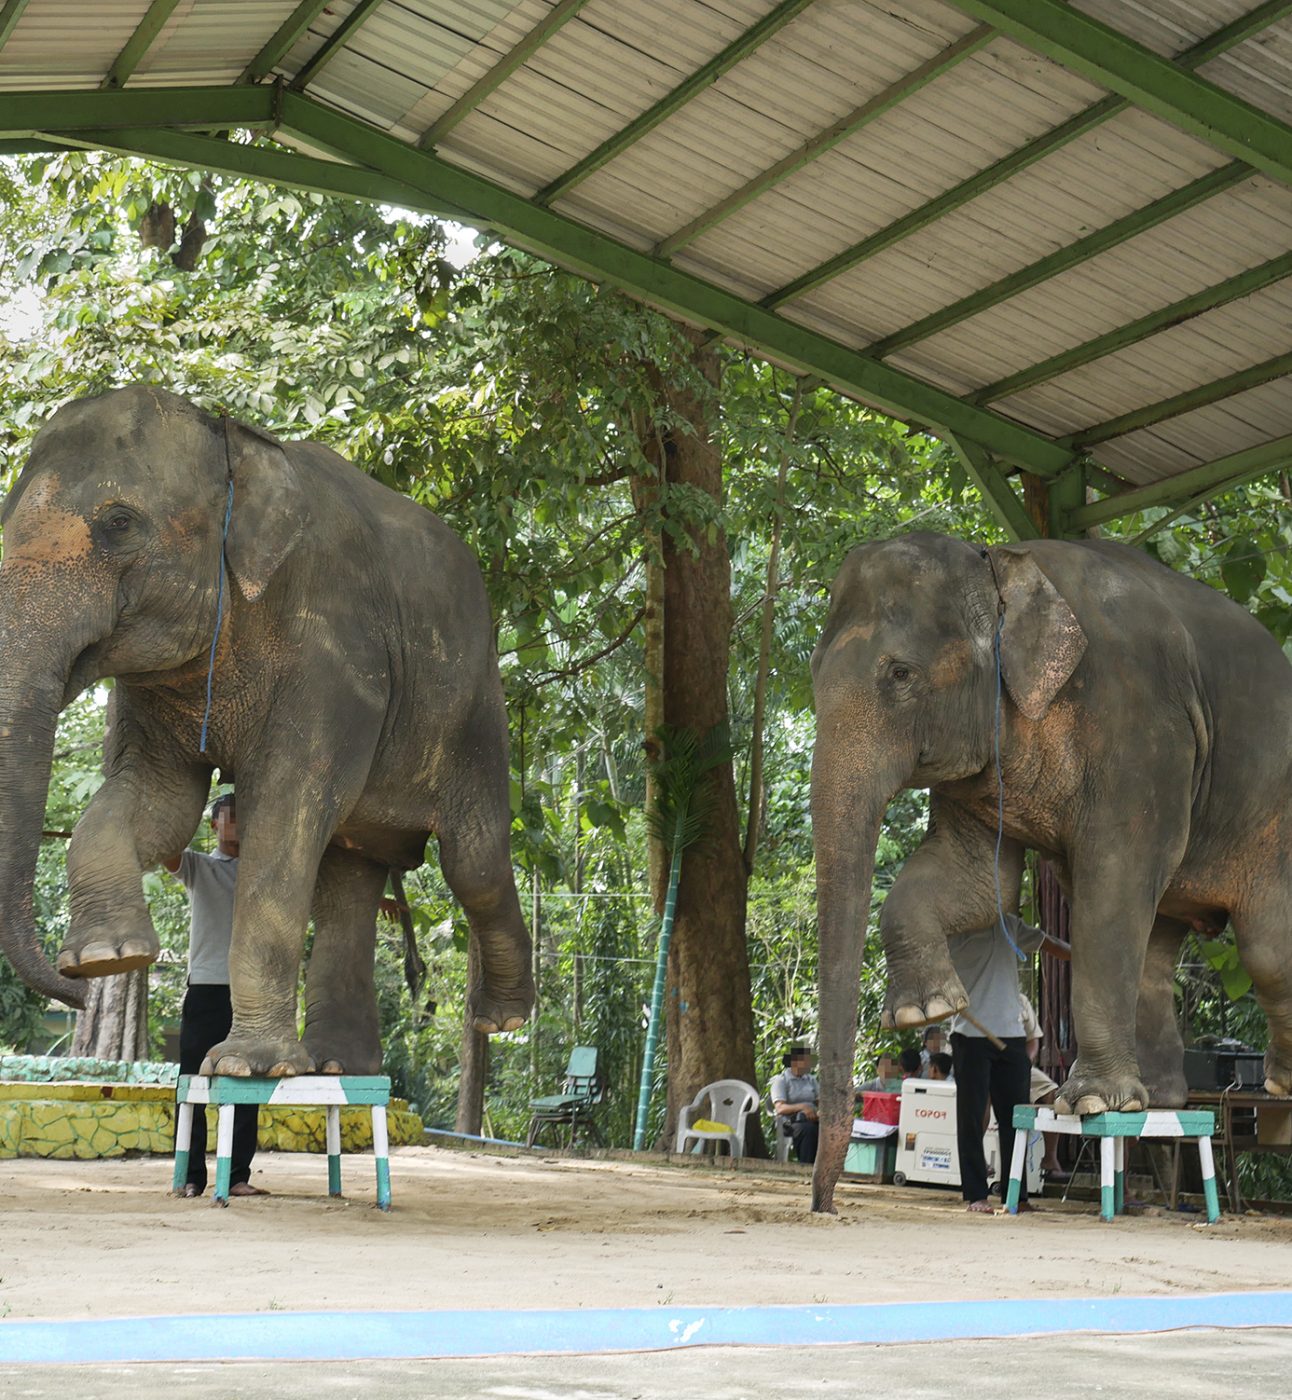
[{"xmin": 165, "ymin": 794, "xmax": 266, "ymax": 1199}]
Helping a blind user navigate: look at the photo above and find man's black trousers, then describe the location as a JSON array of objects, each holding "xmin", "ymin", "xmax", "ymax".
[
  {"xmin": 789, "ymin": 1115, "xmax": 819, "ymax": 1164},
  {"xmin": 177, "ymin": 983, "xmax": 258, "ymax": 1192},
  {"xmin": 950, "ymin": 1032, "xmax": 1030, "ymax": 1204}
]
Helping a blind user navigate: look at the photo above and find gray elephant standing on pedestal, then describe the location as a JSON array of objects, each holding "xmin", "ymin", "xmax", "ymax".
[
  {"xmin": 0, "ymin": 385, "xmax": 533, "ymax": 1075},
  {"xmin": 809, "ymin": 530, "xmax": 1292, "ymax": 1213}
]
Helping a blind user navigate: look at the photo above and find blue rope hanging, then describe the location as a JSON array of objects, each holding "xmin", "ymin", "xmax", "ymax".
[
  {"xmin": 992, "ymin": 609, "xmax": 1026, "ymax": 962},
  {"xmin": 199, "ymin": 473, "xmax": 235, "ymax": 756}
]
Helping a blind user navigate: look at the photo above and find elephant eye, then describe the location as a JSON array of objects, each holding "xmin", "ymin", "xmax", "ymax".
[
  {"xmin": 107, "ymin": 513, "xmax": 131, "ymax": 530},
  {"xmin": 889, "ymin": 663, "xmax": 911, "ymax": 682}
]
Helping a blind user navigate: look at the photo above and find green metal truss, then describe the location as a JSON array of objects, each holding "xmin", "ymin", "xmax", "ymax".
[
  {"xmin": 970, "ymin": 249, "xmax": 1292, "ymax": 405},
  {"xmin": 534, "ymin": 0, "xmax": 816, "ymax": 206},
  {"xmin": 1065, "ymin": 434, "xmax": 1292, "ymax": 531},
  {"xmin": 653, "ymin": 24, "xmax": 996, "ymax": 258},
  {"xmin": 760, "ymin": 0, "xmax": 1292, "ymax": 312},
  {"xmin": 943, "ymin": 0, "xmax": 1292, "ymax": 190},
  {"xmin": 867, "ymin": 163, "xmax": 1251, "ymax": 358},
  {"xmin": 946, "ymin": 437, "xmax": 1039, "ymax": 541},
  {"xmin": 101, "ymin": 0, "xmax": 183, "ymax": 91},
  {"xmin": 7, "ymin": 86, "xmax": 277, "ymax": 132},
  {"xmin": 0, "ymin": 0, "xmax": 31, "ymax": 57},
  {"xmin": 419, "ymin": 0, "xmax": 595, "ymax": 149}
]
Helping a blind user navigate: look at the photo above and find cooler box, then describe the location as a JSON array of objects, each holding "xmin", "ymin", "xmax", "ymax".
[
  {"xmin": 844, "ymin": 1136, "xmax": 896, "ymax": 1178},
  {"xmin": 892, "ymin": 1079, "xmax": 1041, "ymax": 1192}
]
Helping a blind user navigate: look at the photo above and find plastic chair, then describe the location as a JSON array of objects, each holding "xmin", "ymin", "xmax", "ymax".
[
  {"xmin": 771, "ymin": 1108, "xmax": 793, "ymax": 1162},
  {"xmin": 525, "ymin": 1045, "xmax": 604, "ymax": 1149},
  {"xmin": 675, "ymin": 1079, "xmax": 760, "ymax": 1157}
]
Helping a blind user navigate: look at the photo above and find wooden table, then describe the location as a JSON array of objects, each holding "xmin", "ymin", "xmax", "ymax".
[{"xmin": 1186, "ymin": 1088, "xmax": 1292, "ymax": 1213}]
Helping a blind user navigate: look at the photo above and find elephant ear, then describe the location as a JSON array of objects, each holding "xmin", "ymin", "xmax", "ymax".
[
  {"xmin": 222, "ymin": 419, "xmax": 310, "ymax": 603},
  {"xmin": 988, "ymin": 546, "xmax": 1087, "ymax": 720}
]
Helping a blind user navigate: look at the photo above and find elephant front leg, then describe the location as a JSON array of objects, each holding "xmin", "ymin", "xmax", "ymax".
[
  {"xmin": 58, "ymin": 745, "xmax": 209, "ymax": 979},
  {"xmin": 301, "ymin": 847, "xmax": 385, "ymax": 1075},
  {"xmin": 881, "ymin": 798, "xmax": 1025, "ymax": 1028},
  {"xmin": 1136, "ymin": 915, "xmax": 1188, "ymax": 1107}
]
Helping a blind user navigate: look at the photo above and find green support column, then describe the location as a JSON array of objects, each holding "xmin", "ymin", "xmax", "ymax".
[{"xmin": 1048, "ymin": 460, "xmax": 1089, "ymax": 539}]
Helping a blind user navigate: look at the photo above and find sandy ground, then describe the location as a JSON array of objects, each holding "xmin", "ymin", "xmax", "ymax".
[{"xmin": 1, "ymin": 1145, "xmax": 1291, "ymax": 1322}]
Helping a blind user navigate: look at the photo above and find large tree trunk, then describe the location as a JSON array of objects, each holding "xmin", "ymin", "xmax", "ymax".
[
  {"xmin": 642, "ymin": 326, "xmax": 763, "ymax": 1154},
  {"xmin": 70, "ymin": 969, "xmax": 148, "ymax": 1059}
]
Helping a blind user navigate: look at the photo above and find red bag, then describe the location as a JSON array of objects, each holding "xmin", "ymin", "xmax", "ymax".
[{"xmin": 861, "ymin": 1090, "xmax": 900, "ymax": 1126}]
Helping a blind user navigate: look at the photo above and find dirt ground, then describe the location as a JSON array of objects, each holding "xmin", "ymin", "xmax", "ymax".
[{"xmin": 1, "ymin": 1145, "xmax": 1290, "ymax": 1322}]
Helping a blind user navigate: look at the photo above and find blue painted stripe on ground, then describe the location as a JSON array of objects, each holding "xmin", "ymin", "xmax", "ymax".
[{"xmin": 2, "ymin": 1292, "xmax": 1291, "ymax": 1363}]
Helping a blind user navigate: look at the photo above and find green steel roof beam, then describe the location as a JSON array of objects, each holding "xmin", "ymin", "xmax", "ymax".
[
  {"xmin": 1062, "ymin": 350, "xmax": 1292, "ymax": 450},
  {"xmin": 534, "ymin": 0, "xmax": 816, "ymax": 207},
  {"xmin": 278, "ymin": 90, "xmax": 1074, "ymax": 476},
  {"xmin": 761, "ymin": 0, "xmax": 1292, "ymax": 312},
  {"xmin": 946, "ymin": 436, "xmax": 1039, "ymax": 541},
  {"xmin": 0, "ymin": 86, "xmax": 277, "ymax": 134},
  {"xmin": 240, "ymin": 0, "xmax": 333, "ymax": 84},
  {"xmin": 290, "ymin": 0, "xmax": 385, "ymax": 91},
  {"xmin": 54, "ymin": 127, "xmax": 475, "ymax": 222},
  {"xmin": 419, "ymin": 0, "xmax": 595, "ymax": 150},
  {"xmin": 101, "ymin": 0, "xmax": 183, "ymax": 91},
  {"xmin": 654, "ymin": 24, "xmax": 996, "ymax": 258},
  {"xmin": 0, "ymin": 0, "xmax": 32, "ymax": 56},
  {"xmin": 943, "ymin": 0, "xmax": 1292, "ymax": 189},
  {"xmin": 970, "ymin": 249, "xmax": 1292, "ymax": 405},
  {"xmin": 867, "ymin": 162, "xmax": 1250, "ymax": 358},
  {"xmin": 1065, "ymin": 432, "xmax": 1292, "ymax": 531}
]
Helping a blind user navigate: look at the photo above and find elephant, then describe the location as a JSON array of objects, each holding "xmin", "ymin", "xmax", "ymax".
[
  {"xmin": 0, "ymin": 384, "xmax": 533, "ymax": 1076},
  {"xmin": 809, "ymin": 529, "xmax": 1292, "ymax": 1213}
]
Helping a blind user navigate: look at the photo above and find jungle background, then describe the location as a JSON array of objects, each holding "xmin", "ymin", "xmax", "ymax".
[{"xmin": 0, "ymin": 153, "xmax": 1286, "ymax": 1190}]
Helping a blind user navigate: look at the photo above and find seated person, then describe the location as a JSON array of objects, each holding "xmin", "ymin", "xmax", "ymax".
[
  {"xmin": 898, "ymin": 1048, "xmax": 923, "ymax": 1080},
  {"xmin": 1020, "ymin": 992, "xmax": 1067, "ymax": 1181},
  {"xmin": 920, "ymin": 1025, "xmax": 946, "ymax": 1072},
  {"xmin": 926, "ymin": 1051, "xmax": 954, "ymax": 1081},
  {"xmin": 770, "ymin": 1046, "xmax": 819, "ymax": 1164},
  {"xmin": 855, "ymin": 1052, "xmax": 898, "ymax": 1094}
]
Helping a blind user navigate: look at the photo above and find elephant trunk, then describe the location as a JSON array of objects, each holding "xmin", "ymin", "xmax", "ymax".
[
  {"xmin": 810, "ymin": 709, "xmax": 901, "ymax": 1214},
  {"xmin": 0, "ymin": 593, "xmax": 88, "ymax": 1008}
]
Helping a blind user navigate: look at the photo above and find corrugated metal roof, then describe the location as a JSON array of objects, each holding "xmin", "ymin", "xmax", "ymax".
[{"xmin": 2, "ymin": 0, "xmax": 1291, "ymax": 516}]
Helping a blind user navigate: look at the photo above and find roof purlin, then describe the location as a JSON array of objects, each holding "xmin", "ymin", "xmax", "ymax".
[
  {"xmin": 290, "ymin": 0, "xmax": 386, "ymax": 91},
  {"xmin": 943, "ymin": 0, "xmax": 1292, "ymax": 190},
  {"xmin": 653, "ymin": 23, "xmax": 996, "ymax": 258},
  {"xmin": 533, "ymin": 0, "xmax": 816, "ymax": 207},
  {"xmin": 240, "ymin": 0, "xmax": 334, "ymax": 86},
  {"xmin": 101, "ymin": 0, "xmax": 184, "ymax": 91},
  {"xmin": 760, "ymin": 0, "xmax": 1292, "ymax": 313}
]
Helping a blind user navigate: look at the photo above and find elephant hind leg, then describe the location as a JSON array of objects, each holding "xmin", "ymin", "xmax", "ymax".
[
  {"xmin": 1136, "ymin": 915, "xmax": 1188, "ymax": 1107},
  {"xmin": 1232, "ymin": 896, "xmax": 1292, "ymax": 1096},
  {"xmin": 302, "ymin": 847, "xmax": 387, "ymax": 1075},
  {"xmin": 437, "ymin": 822, "xmax": 533, "ymax": 1035}
]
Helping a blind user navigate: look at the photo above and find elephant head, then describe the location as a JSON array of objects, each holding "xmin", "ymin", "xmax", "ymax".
[
  {"xmin": 808, "ymin": 532, "xmax": 1086, "ymax": 1211},
  {"xmin": 0, "ymin": 385, "xmax": 307, "ymax": 1005}
]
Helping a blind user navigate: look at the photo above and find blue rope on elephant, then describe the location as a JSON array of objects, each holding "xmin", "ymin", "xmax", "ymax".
[
  {"xmin": 992, "ymin": 613, "xmax": 1026, "ymax": 962},
  {"xmin": 199, "ymin": 475, "xmax": 235, "ymax": 755}
]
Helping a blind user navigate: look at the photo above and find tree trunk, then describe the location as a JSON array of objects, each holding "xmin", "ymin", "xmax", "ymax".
[
  {"xmin": 70, "ymin": 969, "xmax": 148, "ymax": 1060},
  {"xmin": 455, "ymin": 934, "xmax": 488, "ymax": 1136},
  {"xmin": 641, "ymin": 325, "xmax": 763, "ymax": 1154}
]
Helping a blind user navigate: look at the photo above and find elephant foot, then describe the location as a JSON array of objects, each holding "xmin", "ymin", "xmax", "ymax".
[
  {"xmin": 470, "ymin": 975, "xmax": 535, "ymax": 1035},
  {"xmin": 1264, "ymin": 1046, "xmax": 1292, "ymax": 1097},
  {"xmin": 882, "ymin": 970, "xmax": 966, "ymax": 1031},
  {"xmin": 302, "ymin": 1030, "xmax": 383, "ymax": 1076},
  {"xmin": 1055, "ymin": 1062, "xmax": 1148, "ymax": 1116},
  {"xmin": 1137, "ymin": 1047, "xmax": 1188, "ymax": 1108},
  {"xmin": 201, "ymin": 1034, "xmax": 316, "ymax": 1078},
  {"xmin": 57, "ymin": 924, "xmax": 159, "ymax": 979}
]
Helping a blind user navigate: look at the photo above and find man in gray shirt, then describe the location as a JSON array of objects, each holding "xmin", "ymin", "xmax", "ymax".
[
  {"xmin": 165, "ymin": 793, "xmax": 265, "ymax": 1199},
  {"xmin": 770, "ymin": 1046, "xmax": 819, "ymax": 1164},
  {"xmin": 949, "ymin": 913, "xmax": 1070, "ymax": 1213}
]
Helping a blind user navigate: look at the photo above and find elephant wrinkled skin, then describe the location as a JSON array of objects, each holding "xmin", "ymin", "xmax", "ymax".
[
  {"xmin": 809, "ymin": 530, "xmax": 1292, "ymax": 1212},
  {"xmin": 0, "ymin": 386, "xmax": 533, "ymax": 1075}
]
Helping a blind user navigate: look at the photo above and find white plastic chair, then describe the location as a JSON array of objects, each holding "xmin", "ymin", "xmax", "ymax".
[
  {"xmin": 771, "ymin": 1105, "xmax": 793, "ymax": 1162},
  {"xmin": 675, "ymin": 1079, "xmax": 760, "ymax": 1158}
]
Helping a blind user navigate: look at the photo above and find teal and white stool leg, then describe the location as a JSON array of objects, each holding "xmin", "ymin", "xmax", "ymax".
[
  {"xmin": 1197, "ymin": 1134, "xmax": 1222, "ymax": 1224},
  {"xmin": 1005, "ymin": 1122, "xmax": 1028, "ymax": 1214},
  {"xmin": 327, "ymin": 1105, "xmax": 343, "ymax": 1197},
  {"xmin": 172, "ymin": 1100, "xmax": 193, "ymax": 1194},
  {"xmin": 1099, "ymin": 1136, "xmax": 1116, "ymax": 1222},
  {"xmin": 372, "ymin": 1104, "xmax": 391, "ymax": 1211},
  {"xmin": 213, "ymin": 1103, "xmax": 235, "ymax": 1206},
  {"xmin": 1114, "ymin": 1136, "xmax": 1126, "ymax": 1215}
]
